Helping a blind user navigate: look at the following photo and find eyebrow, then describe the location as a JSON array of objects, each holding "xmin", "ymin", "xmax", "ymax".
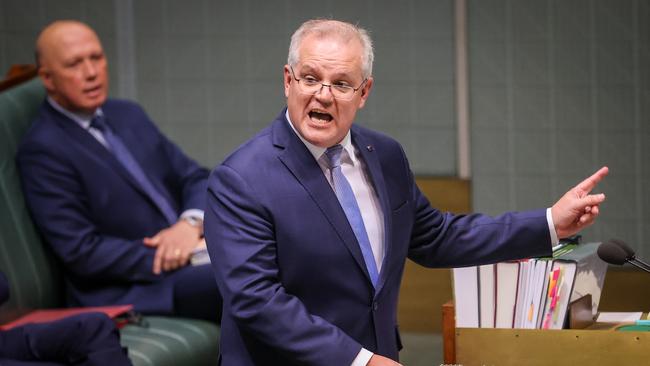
[
  {"xmin": 298, "ymin": 65, "xmax": 355, "ymax": 80},
  {"xmin": 63, "ymin": 56, "xmax": 83, "ymax": 66}
]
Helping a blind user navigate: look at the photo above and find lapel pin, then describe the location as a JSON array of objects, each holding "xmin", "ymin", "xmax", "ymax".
[{"xmin": 366, "ymin": 145, "xmax": 374, "ymax": 152}]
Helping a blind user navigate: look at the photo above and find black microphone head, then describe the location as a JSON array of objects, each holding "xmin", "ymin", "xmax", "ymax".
[
  {"xmin": 610, "ymin": 238, "xmax": 635, "ymax": 258},
  {"xmin": 597, "ymin": 241, "xmax": 630, "ymax": 265}
]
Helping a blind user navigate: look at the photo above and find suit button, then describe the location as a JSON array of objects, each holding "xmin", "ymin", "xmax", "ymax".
[{"xmin": 372, "ymin": 302, "xmax": 378, "ymax": 311}]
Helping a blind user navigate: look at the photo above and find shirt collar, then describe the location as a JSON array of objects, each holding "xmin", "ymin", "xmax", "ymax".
[
  {"xmin": 284, "ymin": 109, "xmax": 358, "ymax": 166},
  {"xmin": 47, "ymin": 97, "xmax": 103, "ymax": 130}
]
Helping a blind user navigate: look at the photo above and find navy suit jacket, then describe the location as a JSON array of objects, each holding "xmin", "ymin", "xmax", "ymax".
[
  {"xmin": 205, "ymin": 110, "xmax": 553, "ymax": 365},
  {"xmin": 17, "ymin": 99, "xmax": 208, "ymax": 313}
]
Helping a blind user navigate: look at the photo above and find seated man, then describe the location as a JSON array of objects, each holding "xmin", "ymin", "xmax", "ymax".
[
  {"xmin": 0, "ymin": 272, "xmax": 133, "ymax": 366},
  {"xmin": 17, "ymin": 20, "xmax": 221, "ymax": 323}
]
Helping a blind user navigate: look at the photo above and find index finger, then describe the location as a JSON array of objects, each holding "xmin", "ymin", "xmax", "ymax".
[{"xmin": 575, "ymin": 166, "xmax": 609, "ymax": 194}]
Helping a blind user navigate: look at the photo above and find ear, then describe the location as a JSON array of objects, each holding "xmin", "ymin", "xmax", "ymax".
[
  {"xmin": 357, "ymin": 76, "xmax": 373, "ymax": 109},
  {"xmin": 283, "ymin": 65, "xmax": 292, "ymax": 98},
  {"xmin": 38, "ymin": 66, "xmax": 55, "ymax": 93}
]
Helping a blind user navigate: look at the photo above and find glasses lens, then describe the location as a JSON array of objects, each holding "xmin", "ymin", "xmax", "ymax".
[
  {"xmin": 331, "ymin": 86, "xmax": 354, "ymax": 100},
  {"xmin": 301, "ymin": 80, "xmax": 321, "ymax": 94},
  {"xmin": 296, "ymin": 79, "xmax": 356, "ymax": 101}
]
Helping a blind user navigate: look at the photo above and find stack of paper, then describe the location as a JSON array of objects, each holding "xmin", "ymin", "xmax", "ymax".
[
  {"xmin": 478, "ymin": 264, "xmax": 495, "ymax": 328},
  {"xmin": 452, "ymin": 266, "xmax": 479, "ymax": 327},
  {"xmin": 451, "ymin": 242, "xmax": 608, "ymax": 329}
]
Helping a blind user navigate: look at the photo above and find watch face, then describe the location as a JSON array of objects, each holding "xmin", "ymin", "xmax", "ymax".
[{"xmin": 184, "ymin": 217, "xmax": 200, "ymax": 227}]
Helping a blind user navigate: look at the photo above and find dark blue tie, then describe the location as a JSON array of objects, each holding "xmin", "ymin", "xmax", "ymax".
[
  {"xmin": 324, "ymin": 145, "xmax": 379, "ymax": 287},
  {"xmin": 90, "ymin": 115, "xmax": 177, "ymax": 225}
]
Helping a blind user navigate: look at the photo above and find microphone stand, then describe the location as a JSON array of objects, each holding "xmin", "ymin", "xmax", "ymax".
[{"xmin": 626, "ymin": 257, "xmax": 650, "ymax": 273}]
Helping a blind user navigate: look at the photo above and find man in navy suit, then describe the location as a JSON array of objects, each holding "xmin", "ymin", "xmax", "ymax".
[
  {"xmin": 0, "ymin": 272, "xmax": 132, "ymax": 366},
  {"xmin": 204, "ymin": 19, "xmax": 608, "ymax": 365},
  {"xmin": 17, "ymin": 20, "xmax": 221, "ymax": 323}
]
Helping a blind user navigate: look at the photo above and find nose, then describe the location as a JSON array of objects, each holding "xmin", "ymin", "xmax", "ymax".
[
  {"xmin": 82, "ymin": 59, "xmax": 98, "ymax": 79},
  {"xmin": 314, "ymin": 84, "xmax": 334, "ymax": 103}
]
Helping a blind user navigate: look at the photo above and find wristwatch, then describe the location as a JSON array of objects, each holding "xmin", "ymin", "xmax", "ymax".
[
  {"xmin": 182, "ymin": 216, "xmax": 202, "ymax": 227},
  {"xmin": 182, "ymin": 216, "xmax": 204, "ymax": 238}
]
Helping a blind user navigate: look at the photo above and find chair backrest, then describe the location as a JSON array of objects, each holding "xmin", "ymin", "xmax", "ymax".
[{"xmin": 0, "ymin": 77, "xmax": 64, "ymax": 323}]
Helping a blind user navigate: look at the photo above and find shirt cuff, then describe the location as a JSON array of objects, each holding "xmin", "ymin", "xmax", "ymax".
[
  {"xmin": 180, "ymin": 209, "xmax": 204, "ymax": 222},
  {"xmin": 546, "ymin": 207, "xmax": 559, "ymax": 246},
  {"xmin": 351, "ymin": 348, "xmax": 373, "ymax": 366}
]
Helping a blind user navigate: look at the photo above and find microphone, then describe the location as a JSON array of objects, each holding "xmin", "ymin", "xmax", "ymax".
[
  {"xmin": 609, "ymin": 239, "xmax": 636, "ymax": 260},
  {"xmin": 597, "ymin": 239, "xmax": 650, "ymax": 273}
]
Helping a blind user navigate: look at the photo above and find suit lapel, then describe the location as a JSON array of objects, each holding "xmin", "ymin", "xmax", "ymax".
[
  {"xmin": 107, "ymin": 114, "xmax": 179, "ymax": 212},
  {"xmin": 49, "ymin": 106, "xmax": 157, "ymax": 206},
  {"xmin": 352, "ymin": 128, "xmax": 394, "ymax": 295},
  {"xmin": 272, "ymin": 117, "xmax": 373, "ymax": 284}
]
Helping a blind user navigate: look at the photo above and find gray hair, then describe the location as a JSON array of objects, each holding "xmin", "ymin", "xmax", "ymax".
[{"xmin": 287, "ymin": 19, "xmax": 374, "ymax": 79}]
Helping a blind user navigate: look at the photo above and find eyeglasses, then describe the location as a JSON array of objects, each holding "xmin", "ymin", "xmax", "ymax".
[{"xmin": 289, "ymin": 66, "xmax": 367, "ymax": 101}]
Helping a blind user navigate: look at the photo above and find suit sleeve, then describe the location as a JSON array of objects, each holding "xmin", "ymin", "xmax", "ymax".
[
  {"xmin": 404, "ymin": 161, "xmax": 553, "ymax": 267},
  {"xmin": 17, "ymin": 142, "xmax": 159, "ymax": 283},
  {"xmin": 205, "ymin": 164, "xmax": 362, "ymax": 365}
]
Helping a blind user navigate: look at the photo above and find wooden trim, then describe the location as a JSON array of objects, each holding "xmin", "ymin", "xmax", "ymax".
[
  {"xmin": 0, "ymin": 64, "xmax": 38, "ymax": 93},
  {"xmin": 454, "ymin": 0, "xmax": 471, "ymax": 179},
  {"xmin": 442, "ymin": 300, "xmax": 456, "ymax": 364},
  {"xmin": 441, "ymin": 296, "xmax": 596, "ymax": 364}
]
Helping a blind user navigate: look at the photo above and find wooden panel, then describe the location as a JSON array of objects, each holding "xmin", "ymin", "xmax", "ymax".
[
  {"xmin": 398, "ymin": 264, "xmax": 452, "ymax": 332},
  {"xmin": 456, "ymin": 327, "xmax": 650, "ymax": 366},
  {"xmin": 599, "ymin": 267, "xmax": 650, "ymax": 311},
  {"xmin": 415, "ymin": 177, "xmax": 471, "ymax": 215},
  {"xmin": 397, "ymin": 177, "xmax": 471, "ymax": 332}
]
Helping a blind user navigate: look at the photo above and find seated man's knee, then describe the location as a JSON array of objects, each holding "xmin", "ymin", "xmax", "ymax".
[
  {"xmin": 72, "ymin": 313, "xmax": 121, "ymax": 349},
  {"xmin": 17, "ymin": 312, "xmax": 122, "ymax": 363}
]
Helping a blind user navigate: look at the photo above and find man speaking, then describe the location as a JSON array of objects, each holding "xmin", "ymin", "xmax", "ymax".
[{"xmin": 205, "ymin": 19, "xmax": 608, "ymax": 365}]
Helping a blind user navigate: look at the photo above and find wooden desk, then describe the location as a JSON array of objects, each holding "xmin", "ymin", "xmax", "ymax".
[{"xmin": 442, "ymin": 301, "xmax": 650, "ymax": 365}]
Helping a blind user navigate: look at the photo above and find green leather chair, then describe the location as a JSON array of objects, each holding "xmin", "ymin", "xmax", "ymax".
[{"xmin": 0, "ymin": 78, "xmax": 220, "ymax": 366}]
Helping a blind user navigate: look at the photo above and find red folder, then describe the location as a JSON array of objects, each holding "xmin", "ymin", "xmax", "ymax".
[{"xmin": 0, "ymin": 304, "xmax": 133, "ymax": 330}]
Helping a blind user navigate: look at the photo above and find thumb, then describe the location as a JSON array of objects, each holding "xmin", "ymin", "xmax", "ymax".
[{"xmin": 143, "ymin": 235, "xmax": 160, "ymax": 247}]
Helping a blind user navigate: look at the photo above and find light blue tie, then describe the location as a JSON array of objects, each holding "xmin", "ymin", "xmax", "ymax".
[
  {"xmin": 91, "ymin": 115, "xmax": 178, "ymax": 225},
  {"xmin": 324, "ymin": 145, "xmax": 379, "ymax": 287}
]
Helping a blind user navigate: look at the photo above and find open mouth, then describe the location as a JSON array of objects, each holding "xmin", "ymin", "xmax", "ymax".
[
  {"xmin": 84, "ymin": 85, "xmax": 102, "ymax": 96},
  {"xmin": 308, "ymin": 110, "xmax": 333, "ymax": 124}
]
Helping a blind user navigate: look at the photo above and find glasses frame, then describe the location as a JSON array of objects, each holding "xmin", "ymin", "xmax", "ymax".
[{"xmin": 289, "ymin": 66, "xmax": 368, "ymax": 101}]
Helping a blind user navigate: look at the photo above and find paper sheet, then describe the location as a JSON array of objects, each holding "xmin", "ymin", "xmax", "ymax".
[{"xmin": 596, "ymin": 312, "xmax": 643, "ymax": 323}]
